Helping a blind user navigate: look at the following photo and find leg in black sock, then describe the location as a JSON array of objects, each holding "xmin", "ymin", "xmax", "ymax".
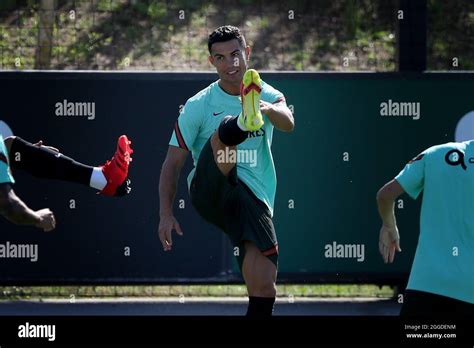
[
  {"xmin": 246, "ymin": 296, "xmax": 275, "ymax": 317},
  {"xmin": 218, "ymin": 115, "xmax": 248, "ymax": 146},
  {"xmin": 9, "ymin": 136, "xmax": 93, "ymax": 186}
]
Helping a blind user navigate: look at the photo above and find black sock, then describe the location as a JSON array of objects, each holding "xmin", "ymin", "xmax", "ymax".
[
  {"xmin": 246, "ymin": 296, "xmax": 275, "ymax": 317},
  {"xmin": 218, "ymin": 115, "xmax": 248, "ymax": 146},
  {"xmin": 9, "ymin": 136, "xmax": 93, "ymax": 186}
]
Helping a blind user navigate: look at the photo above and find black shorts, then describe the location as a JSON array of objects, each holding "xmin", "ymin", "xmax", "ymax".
[
  {"xmin": 400, "ymin": 289, "xmax": 474, "ymax": 317},
  {"xmin": 190, "ymin": 138, "xmax": 278, "ymax": 271}
]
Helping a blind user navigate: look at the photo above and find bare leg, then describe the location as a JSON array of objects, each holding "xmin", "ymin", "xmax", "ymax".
[{"xmin": 242, "ymin": 241, "xmax": 277, "ymax": 298}]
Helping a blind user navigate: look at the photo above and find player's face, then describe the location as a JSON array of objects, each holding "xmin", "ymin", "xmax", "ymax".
[{"xmin": 209, "ymin": 39, "xmax": 250, "ymax": 89}]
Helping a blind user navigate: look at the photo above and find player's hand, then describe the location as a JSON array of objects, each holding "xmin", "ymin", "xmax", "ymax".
[
  {"xmin": 379, "ymin": 224, "xmax": 401, "ymax": 263},
  {"xmin": 34, "ymin": 140, "xmax": 59, "ymax": 153},
  {"xmin": 35, "ymin": 208, "xmax": 56, "ymax": 232},
  {"xmin": 259, "ymin": 100, "xmax": 273, "ymax": 115},
  {"xmin": 158, "ymin": 215, "xmax": 183, "ymax": 251}
]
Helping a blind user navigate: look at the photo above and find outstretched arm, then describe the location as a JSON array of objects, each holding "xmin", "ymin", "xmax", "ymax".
[
  {"xmin": 376, "ymin": 179, "xmax": 405, "ymax": 263},
  {"xmin": 0, "ymin": 183, "xmax": 56, "ymax": 231},
  {"xmin": 158, "ymin": 145, "xmax": 188, "ymax": 251},
  {"xmin": 260, "ymin": 100, "xmax": 294, "ymax": 132}
]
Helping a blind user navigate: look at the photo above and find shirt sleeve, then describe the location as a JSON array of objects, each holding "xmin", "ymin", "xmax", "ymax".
[
  {"xmin": 0, "ymin": 137, "xmax": 14, "ymax": 184},
  {"xmin": 262, "ymin": 82, "xmax": 286, "ymax": 105},
  {"xmin": 169, "ymin": 98, "xmax": 203, "ymax": 151},
  {"xmin": 395, "ymin": 150, "xmax": 428, "ymax": 200}
]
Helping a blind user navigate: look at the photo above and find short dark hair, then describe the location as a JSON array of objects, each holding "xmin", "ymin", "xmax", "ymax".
[{"xmin": 208, "ymin": 25, "xmax": 246, "ymax": 54}]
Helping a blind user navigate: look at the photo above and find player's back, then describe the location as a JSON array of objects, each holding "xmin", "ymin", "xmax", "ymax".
[
  {"xmin": 423, "ymin": 141, "xmax": 474, "ymax": 240},
  {"xmin": 407, "ymin": 140, "xmax": 474, "ymax": 303}
]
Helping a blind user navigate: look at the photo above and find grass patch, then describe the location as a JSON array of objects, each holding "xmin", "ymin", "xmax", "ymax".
[
  {"xmin": 0, "ymin": 1, "xmax": 398, "ymax": 70},
  {"xmin": 0, "ymin": 284, "xmax": 395, "ymax": 300}
]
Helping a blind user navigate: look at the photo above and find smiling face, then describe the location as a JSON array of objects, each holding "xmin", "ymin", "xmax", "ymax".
[{"xmin": 208, "ymin": 39, "xmax": 250, "ymax": 95}]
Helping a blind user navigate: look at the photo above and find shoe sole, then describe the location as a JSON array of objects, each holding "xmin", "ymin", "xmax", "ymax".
[
  {"xmin": 117, "ymin": 135, "xmax": 133, "ymax": 164},
  {"xmin": 241, "ymin": 69, "xmax": 263, "ymax": 131},
  {"xmin": 113, "ymin": 135, "xmax": 133, "ymax": 173}
]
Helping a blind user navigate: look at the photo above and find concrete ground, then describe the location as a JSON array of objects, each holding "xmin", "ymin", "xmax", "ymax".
[{"xmin": 0, "ymin": 297, "xmax": 401, "ymax": 316}]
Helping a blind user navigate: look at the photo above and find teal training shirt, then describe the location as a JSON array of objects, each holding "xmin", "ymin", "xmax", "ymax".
[
  {"xmin": 395, "ymin": 141, "xmax": 474, "ymax": 303},
  {"xmin": 0, "ymin": 135, "xmax": 15, "ymax": 184},
  {"xmin": 169, "ymin": 80, "xmax": 286, "ymax": 216}
]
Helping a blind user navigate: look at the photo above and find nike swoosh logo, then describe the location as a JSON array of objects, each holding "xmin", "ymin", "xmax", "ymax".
[{"xmin": 213, "ymin": 111, "xmax": 224, "ymax": 116}]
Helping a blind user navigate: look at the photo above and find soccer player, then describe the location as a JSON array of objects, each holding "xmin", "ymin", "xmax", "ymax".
[
  {"xmin": 158, "ymin": 25, "xmax": 294, "ymax": 317},
  {"xmin": 0, "ymin": 134, "xmax": 133, "ymax": 231},
  {"xmin": 376, "ymin": 140, "xmax": 474, "ymax": 317}
]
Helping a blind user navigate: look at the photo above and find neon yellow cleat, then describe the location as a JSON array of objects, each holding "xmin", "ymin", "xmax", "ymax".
[{"xmin": 239, "ymin": 69, "xmax": 264, "ymax": 131}]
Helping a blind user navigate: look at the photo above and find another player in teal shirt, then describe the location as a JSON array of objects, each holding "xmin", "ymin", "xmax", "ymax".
[
  {"xmin": 377, "ymin": 140, "xmax": 474, "ymax": 316},
  {"xmin": 158, "ymin": 26, "xmax": 294, "ymax": 317},
  {"xmin": 0, "ymin": 135, "xmax": 15, "ymax": 185}
]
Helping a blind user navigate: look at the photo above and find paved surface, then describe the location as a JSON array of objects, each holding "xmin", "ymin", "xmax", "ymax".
[{"xmin": 0, "ymin": 297, "xmax": 401, "ymax": 316}]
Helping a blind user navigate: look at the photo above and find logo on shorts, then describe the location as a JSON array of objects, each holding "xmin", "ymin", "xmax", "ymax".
[
  {"xmin": 213, "ymin": 111, "xmax": 224, "ymax": 116},
  {"xmin": 445, "ymin": 149, "xmax": 474, "ymax": 170}
]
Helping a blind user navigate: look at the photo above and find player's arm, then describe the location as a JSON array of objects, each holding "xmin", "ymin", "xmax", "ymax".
[
  {"xmin": 377, "ymin": 179, "xmax": 405, "ymax": 227},
  {"xmin": 0, "ymin": 183, "xmax": 55, "ymax": 231},
  {"xmin": 376, "ymin": 179, "xmax": 404, "ymax": 263},
  {"xmin": 260, "ymin": 100, "xmax": 294, "ymax": 132},
  {"xmin": 158, "ymin": 145, "xmax": 188, "ymax": 251}
]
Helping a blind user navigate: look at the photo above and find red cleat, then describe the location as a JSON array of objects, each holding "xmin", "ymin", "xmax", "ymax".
[{"xmin": 100, "ymin": 135, "xmax": 133, "ymax": 196}]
